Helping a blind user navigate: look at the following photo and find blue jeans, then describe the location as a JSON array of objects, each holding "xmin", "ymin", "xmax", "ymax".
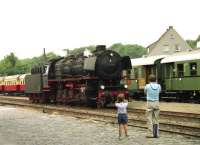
[{"xmin": 118, "ymin": 114, "xmax": 128, "ymax": 124}]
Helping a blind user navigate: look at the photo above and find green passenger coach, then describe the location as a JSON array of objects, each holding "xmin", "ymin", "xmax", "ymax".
[{"xmin": 130, "ymin": 50, "xmax": 200, "ymax": 102}]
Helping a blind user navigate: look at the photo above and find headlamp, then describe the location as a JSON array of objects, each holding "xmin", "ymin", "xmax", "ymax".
[
  {"xmin": 124, "ymin": 84, "xmax": 128, "ymax": 88},
  {"xmin": 100, "ymin": 85, "xmax": 105, "ymax": 89}
]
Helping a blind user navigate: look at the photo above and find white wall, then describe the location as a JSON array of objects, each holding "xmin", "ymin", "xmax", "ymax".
[{"xmin": 197, "ymin": 41, "xmax": 200, "ymax": 48}]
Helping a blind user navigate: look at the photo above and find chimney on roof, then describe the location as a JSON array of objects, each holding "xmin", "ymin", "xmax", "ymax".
[{"xmin": 167, "ymin": 26, "xmax": 173, "ymax": 31}]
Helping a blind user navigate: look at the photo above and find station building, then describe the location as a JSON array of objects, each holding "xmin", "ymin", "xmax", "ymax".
[
  {"xmin": 129, "ymin": 26, "xmax": 198, "ymax": 89},
  {"xmin": 147, "ymin": 26, "xmax": 192, "ymax": 56}
]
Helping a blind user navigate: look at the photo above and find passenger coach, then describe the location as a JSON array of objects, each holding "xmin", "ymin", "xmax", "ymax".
[
  {"xmin": 129, "ymin": 50, "xmax": 200, "ymax": 102},
  {"xmin": 0, "ymin": 74, "xmax": 28, "ymax": 95}
]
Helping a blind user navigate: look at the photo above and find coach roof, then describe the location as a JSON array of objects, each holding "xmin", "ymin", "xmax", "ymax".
[
  {"xmin": 161, "ymin": 49, "xmax": 200, "ymax": 63},
  {"xmin": 131, "ymin": 55, "xmax": 167, "ymax": 66}
]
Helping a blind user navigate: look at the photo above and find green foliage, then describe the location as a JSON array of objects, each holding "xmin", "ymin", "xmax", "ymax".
[
  {"xmin": 6, "ymin": 52, "xmax": 18, "ymax": 67},
  {"xmin": 67, "ymin": 44, "xmax": 146, "ymax": 58},
  {"xmin": 109, "ymin": 43, "xmax": 147, "ymax": 58},
  {"xmin": 186, "ymin": 35, "xmax": 200, "ymax": 49},
  {"xmin": 69, "ymin": 45, "xmax": 96, "ymax": 56},
  {"xmin": 186, "ymin": 40, "xmax": 197, "ymax": 49},
  {"xmin": 197, "ymin": 35, "xmax": 200, "ymax": 42},
  {"xmin": 0, "ymin": 53, "xmax": 19, "ymax": 75},
  {"xmin": 0, "ymin": 52, "xmax": 59, "ymax": 76}
]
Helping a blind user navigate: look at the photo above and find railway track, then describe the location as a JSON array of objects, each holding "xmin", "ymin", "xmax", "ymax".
[{"xmin": 0, "ymin": 96, "xmax": 200, "ymax": 137}]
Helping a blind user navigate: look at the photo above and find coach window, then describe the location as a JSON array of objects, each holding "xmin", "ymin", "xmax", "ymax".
[
  {"xmin": 177, "ymin": 64, "xmax": 184, "ymax": 77},
  {"xmin": 165, "ymin": 64, "xmax": 171, "ymax": 78},
  {"xmin": 134, "ymin": 68, "xmax": 138, "ymax": 78},
  {"xmin": 138, "ymin": 67, "xmax": 145, "ymax": 78},
  {"xmin": 171, "ymin": 64, "xmax": 176, "ymax": 77},
  {"xmin": 190, "ymin": 63, "xmax": 197, "ymax": 76}
]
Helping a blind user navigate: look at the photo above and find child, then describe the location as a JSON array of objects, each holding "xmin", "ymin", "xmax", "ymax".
[{"xmin": 115, "ymin": 93, "xmax": 128, "ymax": 140}]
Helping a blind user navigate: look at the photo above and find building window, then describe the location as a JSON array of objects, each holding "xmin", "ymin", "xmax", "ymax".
[
  {"xmin": 175, "ymin": 44, "xmax": 181, "ymax": 52},
  {"xmin": 190, "ymin": 63, "xmax": 197, "ymax": 76},
  {"xmin": 177, "ymin": 64, "xmax": 184, "ymax": 77}
]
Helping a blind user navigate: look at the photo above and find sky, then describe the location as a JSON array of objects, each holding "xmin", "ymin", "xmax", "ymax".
[{"xmin": 0, "ymin": 0, "xmax": 199, "ymax": 60}]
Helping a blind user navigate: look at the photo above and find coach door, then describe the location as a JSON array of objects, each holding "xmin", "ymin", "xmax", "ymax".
[
  {"xmin": 155, "ymin": 59, "xmax": 164, "ymax": 85},
  {"xmin": 145, "ymin": 65, "xmax": 154, "ymax": 83}
]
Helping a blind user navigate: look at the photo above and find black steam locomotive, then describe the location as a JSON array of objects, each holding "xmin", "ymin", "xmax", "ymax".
[{"xmin": 25, "ymin": 45, "xmax": 132, "ymax": 107}]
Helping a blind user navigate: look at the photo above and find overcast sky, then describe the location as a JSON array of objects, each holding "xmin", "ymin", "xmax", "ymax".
[{"xmin": 0, "ymin": 0, "xmax": 199, "ymax": 59}]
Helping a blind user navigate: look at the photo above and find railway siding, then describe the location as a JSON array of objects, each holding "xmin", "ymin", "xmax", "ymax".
[
  {"xmin": 1, "ymin": 105, "xmax": 199, "ymax": 145},
  {"xmin": 0, "ymin": 96, "xmax": 200, "ymax": 137}
]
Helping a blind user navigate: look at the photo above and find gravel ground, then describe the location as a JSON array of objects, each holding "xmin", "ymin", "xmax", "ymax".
[
  {"xmin": 128, "ymin": 100, "xmax": 200, "ymax": 114},
  {"xmin": 0, "ymin": 105, "xmax": 199, "ymax": 145}
]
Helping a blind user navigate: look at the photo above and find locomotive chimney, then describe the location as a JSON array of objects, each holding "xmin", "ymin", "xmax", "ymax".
[
  {"xmin": 96, "ymin": 45, "xmax": 106, "ymax": 52},
  {"xmin": 43, "ymin": 48, "xmax": 47, "ymax": 63}
]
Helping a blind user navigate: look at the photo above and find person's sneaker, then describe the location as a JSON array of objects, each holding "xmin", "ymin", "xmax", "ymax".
[
  {"xmin": 153, "ymin": 135, "xmax": 159, "ymax": 138},
  {"xmin": 146, "ymin": 135, "xmax": 154, "ymax": 138},
  {"xmin": 146, "ymin": 132, "xmax": 153, "ymax": 138}
]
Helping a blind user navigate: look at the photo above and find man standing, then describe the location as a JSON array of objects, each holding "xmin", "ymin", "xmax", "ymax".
[{"xmin": 144, "ymin": 74, "xmax": 161, "ymax": 138}]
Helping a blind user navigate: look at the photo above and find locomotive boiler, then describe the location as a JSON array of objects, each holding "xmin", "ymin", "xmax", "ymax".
[{"xmin": 25, "ymin": 45, "xmax": 132, "ymax": 107}]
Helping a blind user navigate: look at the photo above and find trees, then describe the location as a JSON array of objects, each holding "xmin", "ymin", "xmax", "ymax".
[
  {"xmin": 69, "ymin": 45, "xmax": 96, "ymax": 56},
  {"xmin": 109, "ymin": 43, "xmax": 147, "ymax": 58},
  {"xmin": 186, "ymin": 40, "xmax": 197, "ymax": 49},
  {"xmin": 67, "ymin": 44, "xmax": 146, "ymax": 58},
  {"xmin": 0, "ymin": 52, "xmax": 59, "ymax": 76},
  {"xmin": 5, "ymin": 52, "xmax": 18, "ymax": 67},
  {"xmin": 186, "ymin": 35, "xmax": 200, "ymax": 49},
  {"xmin": 0, "ymin": 53, "xmax": 19, "ymax": 75}
]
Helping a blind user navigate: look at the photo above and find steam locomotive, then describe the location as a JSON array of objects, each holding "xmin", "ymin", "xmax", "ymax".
[{"xmin": 25, "ymin": 45, "xmax": 132, "ymax": 107}]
